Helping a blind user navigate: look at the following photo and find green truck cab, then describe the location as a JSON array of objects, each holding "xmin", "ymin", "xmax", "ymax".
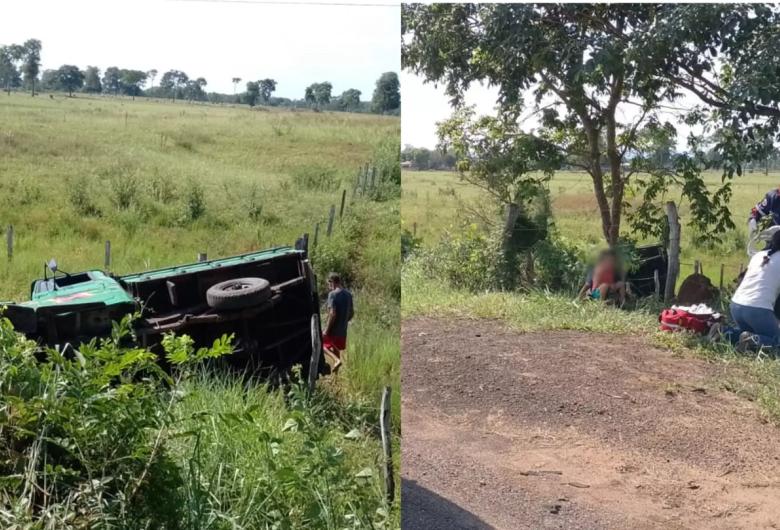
[{"xmin": 2, "ymin": 246, "xmax": 327, "ymax": 378}]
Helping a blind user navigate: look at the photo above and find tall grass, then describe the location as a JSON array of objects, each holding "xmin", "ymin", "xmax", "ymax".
[{"xmin": 0, "ymin": 93, "xmax": 400, "ymax": 527}]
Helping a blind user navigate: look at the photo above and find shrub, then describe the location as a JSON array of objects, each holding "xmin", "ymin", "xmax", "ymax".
[
  {"xmin": 149, "ymin": 169, "xmax": 177, "ymax": 204},
  {"xmin": 418, "ymin": 222, "xmax": 510, "ymax": 292},
  {"xmin": 0, "ymin": 315, "xmax": 233, "ymax": 528},
  {"xmin": 401, "ymin": 228, "xmax": 420, "ymax": 261},
  {"xmin": 183, "ymin": 178, "xmax": 206, "ymax": 221},
  {"xmin": 291, "ymin": 164, "xmax": 342, "ymax": 192},
  {"xmin": 68, "ymin": 175, "xmax": 101, "ymax": 216},
  {"xmin": 108, "ymin": 166, "xmax": 141, "ymax": 211},
  {"xmin": 533, "ymin": 235, "xmax": 588, "ymax": 292},
  {"xmin": 244, "ymin": 183, "xmax": 263, "ymax": 222},
  {"xmin": 311, "ymin": 233, "xmax": 358, "ymax": 292}
]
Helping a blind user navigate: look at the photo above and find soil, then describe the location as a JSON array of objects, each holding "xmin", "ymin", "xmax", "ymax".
[{"xmin": 402, "ymin": 317, "xmax": 780, "ymax": 530}]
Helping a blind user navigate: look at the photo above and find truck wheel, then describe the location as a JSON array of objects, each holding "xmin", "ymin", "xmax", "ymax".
[{"xmin": 206, "ymin": 277, "xmax": 271, "ymax": 310}]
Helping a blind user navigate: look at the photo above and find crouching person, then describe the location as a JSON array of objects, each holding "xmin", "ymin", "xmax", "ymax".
[
  {"xmin": 709, "ymin": 231, "xmax": 780, "ymax": 352},
  {"xmin": 578, "ymin": 249, "xmax": 626, "ymax": 305}
]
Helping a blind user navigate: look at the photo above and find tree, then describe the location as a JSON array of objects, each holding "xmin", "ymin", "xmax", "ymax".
[
  {"xmin": 371, "ymin": 72, "xmax": 400, "ymax": 114},
  {"xmin": 305, "ymin": 82, "xmax": 332, "ymax": 109},
  {"xmin": 21, "ymin": 39, "xmax": 41, "ymax": 96},
  {"xmin": 102, "ymin": 67, "xmax": 122, "ymax": 96},
  {"xmin": 147, "ymin": 69, "xmax": 158, "ymax": 91},
  {"xmin": 55, "ymin": 64, "xmax": 85, "ymax": 96},
  {"xmin": 340, "ymin": 88, "xmax": 361, "ymax": 111},
  {"xmin": 187, "ymin": 77, "xmax": 207, "ymax": 101},
  {"xmin": 120, "ymin": 70, "xmax": 147, "ymax": 100},
  {"xmin": 245, "ymin": 81, "xmax": 260, "ymax": 107},
  {"xmin": 232, "ymin": 77, "xmax": 241, "ymax": 95},
  {"xmin": 403, "ymin": 3, "xmax": 780, "ymax": 245},
  {"xmin": 258, "ymin": 78, "xmax": 276, "ymax": 103},
  {"xmin": 40, "ymin": 69, "xmax": 58, "ymax": 92},
  {"xmin": 83, "ymin": 66, "xmax": 102, "ymax": 93},
  {"xmin": 159, "ymin": 70, "xmax": 189, "ymax": 101},
  {"xmin": 0, "ymin": 46, "xmax": 22, "ymax": 95}
]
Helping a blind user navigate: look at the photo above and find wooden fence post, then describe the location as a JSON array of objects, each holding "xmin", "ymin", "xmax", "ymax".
[
  {"xmin": 694, "ymin": 261, "xmax": 699, "ymax": 275},
  {"xmin": 370, "ymin": 166, "xmax": 377, "ymax": 189},
  {"xmin": 380, "ymin": 386, "xmax": 395, "ymax": 503},
  {"xmin": 413, "ymin": 222, "xmax": 417, "ymax": 237},
  {"xmin": 105, "ymin": 241, "xmax": 111, "ymax": 269},
  {"xmin": 6, "ymin": 226, "xmax": 12, "ymax": 261},
  {"xmin": 665, "ymin": 201, "xmax": 680, "ymax": 303},
  {"xmin": 303, "ymin": 233, "xmax": 309, "ymax": 258},
  {"xmin": 339, "ymin": 189, "xmax": 347, "ymax": 219},
  {"xmin": 313, "ymin": 222, "xmax": 320, "ymax": 248},
  {"xmin": 326, "ymin": 205, "xmax": 336, "ymax": 236},
  {"xmin": 499, "ymin": 204, "xmax": 520, "ymax": 253},
  {"xmin": 719, "ymin": 263, "xmax": 725, "ymax": 290},
  {"xmin": 197, "ymin": 253, "xmax": 207, "ymax": 262}
]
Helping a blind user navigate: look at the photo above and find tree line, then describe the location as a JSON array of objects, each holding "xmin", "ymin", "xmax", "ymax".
[{"xmin": 0, "ymin": 40, "xmax": 401, "ymax": 115}]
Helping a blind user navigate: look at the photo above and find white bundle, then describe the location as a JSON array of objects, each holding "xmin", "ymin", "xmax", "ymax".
[{"xmin": 671, "ymin": 303, "xmax": 721, "ymax": 319}]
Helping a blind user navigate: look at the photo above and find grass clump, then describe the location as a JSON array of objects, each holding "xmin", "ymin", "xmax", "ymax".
[
  {"xmin": 0, "ymin": 315, "xmax": 394, "ymax": 529},
  {"xmin": 291, "ymin": 164, "xmax": 343, "ymax": 192}
]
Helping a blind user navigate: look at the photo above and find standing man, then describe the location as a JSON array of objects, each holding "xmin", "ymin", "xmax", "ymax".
[
  {"xmin": 322, "ymin": 272, "xmax": 354, "ymax": 373},
  {"xmin": 749, "ymin": 186, "xmax": 780, "ymax": 243}
]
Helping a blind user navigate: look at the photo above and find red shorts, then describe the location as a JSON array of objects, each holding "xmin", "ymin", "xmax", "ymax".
[{"xmin": 322, "ymin": 335, "xmax": 346, "ymax": 355}]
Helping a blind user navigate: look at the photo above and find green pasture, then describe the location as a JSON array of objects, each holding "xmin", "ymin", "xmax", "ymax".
[
  {"xmin": 0, "ymin": 93, "xmax": 401, "ymax": 526},
  {"xmin": 402, "ymin": 168, "xmax": 780, "ymax": 286}
]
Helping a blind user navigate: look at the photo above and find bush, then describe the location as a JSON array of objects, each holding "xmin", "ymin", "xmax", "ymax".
[
  {"xmin": 108, "ymin": 166, "xmax": 141, "ymax": 211},
  {"xmin": 68, "ymin": 175, "xmax": 101, "ymax": 217},
  {"xmin": 401, "ymin": 227, "xmax": 420, "ymax": 261},
  {"xmin": 182, "ymin": 178, "xmax": 206, "ymax": 221},
  {"xmin": 0, "ymin": 315, "xmax": 232, "ymax": 528},
  {"xmin": 291, "ymin": 164, "xmax": 342, "ymax": 192},
  {"xmin": 311, "ymin": 233, "xmax": 358, "ymax": 292},
  {"xmin": 533, "ymin": 235, "xmax": 588, "ymax": 292},
  {"xmin": 418, "ymin": 222, "xmax": 511, "ymax": 292}
]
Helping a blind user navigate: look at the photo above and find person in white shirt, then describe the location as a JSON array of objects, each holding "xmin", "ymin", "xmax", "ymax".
[{"xmin": 709, "ymin": 230, "xmax": 780, "ymax": 352}]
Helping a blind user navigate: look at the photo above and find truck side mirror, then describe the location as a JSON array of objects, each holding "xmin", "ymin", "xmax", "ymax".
[{"xmin": 47, "ymin": 259, "xmax": 58, "ymax": 273}]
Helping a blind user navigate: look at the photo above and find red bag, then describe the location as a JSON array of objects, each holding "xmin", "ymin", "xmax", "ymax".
[{"xmin": 659, "ymin": 308, "xmax": 722, "ymax": 335}]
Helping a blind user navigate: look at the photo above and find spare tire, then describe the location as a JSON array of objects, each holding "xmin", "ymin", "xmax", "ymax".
[{"xmin": 206, "ymin": 277, "xmax": 271, "ymax": 310}]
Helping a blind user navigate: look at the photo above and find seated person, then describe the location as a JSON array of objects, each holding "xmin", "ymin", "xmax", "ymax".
[
  {"xmin": 578, "ymin": 249, "xmax": 626, "ymax": 304},
  {"xmin": 709, "ymin": 230, "xmax": 780, "ymax": 352}
]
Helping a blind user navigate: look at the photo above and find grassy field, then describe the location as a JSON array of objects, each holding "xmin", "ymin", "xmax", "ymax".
[
  {"xmin": 0, "ymin": 93, "xmax": 400, "ymax": 527},
  {"xmin": 402, "ymin": 168, "xmax": 780, "ymax": 286},
  {"xmin": 402, "ymin": 166, "xmax": 780, "ymax": 427}
]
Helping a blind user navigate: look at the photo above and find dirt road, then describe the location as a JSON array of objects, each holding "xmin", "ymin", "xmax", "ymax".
[{"xmin": 402, "ymin": 317, "xmax": 780, "ymax": 530}]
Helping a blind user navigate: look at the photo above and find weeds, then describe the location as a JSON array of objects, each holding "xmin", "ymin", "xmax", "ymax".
[
  {"xmin": 68, "ymin": 176, "xmax": 101, "ymax": 217},
  {"xmin": 291, "ymin": 164, "xmax": 342, "ymax": 192},
  {"xmin": 182, "ymin": 178, "xmax": 206, "ymax": 222},
  {"xmin": 107, "ymin": 165, "xmax": 140, "ymax": 211}
]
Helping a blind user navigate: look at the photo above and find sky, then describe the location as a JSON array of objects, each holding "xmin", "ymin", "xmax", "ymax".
[
  {"xmin": 1, "ymin": 0, "xmax": 400, "ymax": 99},
  {"xmin": 401, "ymin": 70, "xmax": 700, "ymax": 152}
]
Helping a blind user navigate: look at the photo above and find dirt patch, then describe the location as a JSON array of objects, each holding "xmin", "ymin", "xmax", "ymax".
[{"xmin": 402, "ymin": 317, "xmax": 780, "ymax": 530}]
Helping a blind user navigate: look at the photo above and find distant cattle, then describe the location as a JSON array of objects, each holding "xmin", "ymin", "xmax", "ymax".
[{"xmin": 401, "ymin": 161, "xmax": 412, "ymax": 169}]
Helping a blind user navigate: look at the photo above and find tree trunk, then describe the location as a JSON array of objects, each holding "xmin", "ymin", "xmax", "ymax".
[
  {"xmin": 500, "ymin": 203, "xmax": 520, "ymax": 254},
  {"xmin": 606, "ymin": 115, "xmax": 623, "ymax": 246},
  {"xmin": 585, "ymin": 127, "xmax": 612, "ymax": 243},
  {"xmin": 30, "ymin": 78, "xmax": 34, "ymax": 97}
]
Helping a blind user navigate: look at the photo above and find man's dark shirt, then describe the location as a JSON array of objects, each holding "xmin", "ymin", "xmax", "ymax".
[{"xmin": 326, "ymin": 288, "xmax": 353, "ymax": 338}]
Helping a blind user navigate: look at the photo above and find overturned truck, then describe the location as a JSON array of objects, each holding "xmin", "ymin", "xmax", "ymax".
[{"xmin": 2, "ymin": 245, "xmax": 328, "ymax": 378}]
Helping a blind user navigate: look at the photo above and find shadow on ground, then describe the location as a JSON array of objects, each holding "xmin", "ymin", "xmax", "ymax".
[{"xmin": 401, "ymin": 478, "xmax": 496, "ymax": 530}]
